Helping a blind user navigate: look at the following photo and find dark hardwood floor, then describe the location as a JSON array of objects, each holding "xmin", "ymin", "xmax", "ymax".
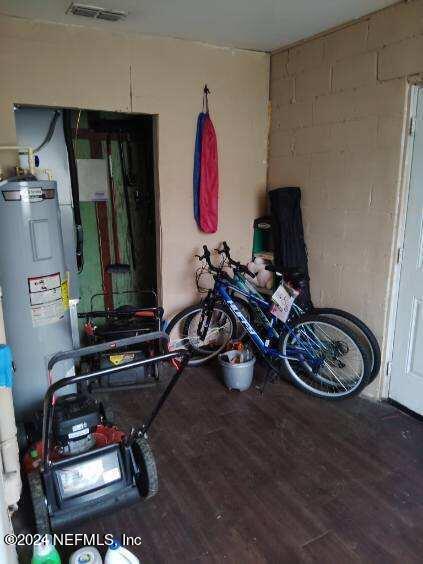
[{"xmin": 15, "ymin": 363, "xmax": 423, "ymax": 563}]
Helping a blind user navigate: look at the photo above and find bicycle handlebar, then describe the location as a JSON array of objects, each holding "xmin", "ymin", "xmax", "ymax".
[
  {"xmin": 196, "ymin": 242, "xmax": 257, "ymax": 278},
  {"xmin": 195, "ymin": 245, "xmax": 219, "ymax": 273},
  {"xmin": 215, "ymin": 241, "xmax": 256, "ymax": 278},
  {"xmin": 215, "ymin": 241, "xmax": 231, "ymax": 259}
]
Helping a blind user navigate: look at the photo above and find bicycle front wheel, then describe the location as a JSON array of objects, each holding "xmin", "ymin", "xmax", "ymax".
[
  {"xmin": 166, "ymin": 304, "xmax": 236, "ymax": 366},
  {"xmin": 279, "ymin": 314, "xmax": 371, "ymax": 399}
]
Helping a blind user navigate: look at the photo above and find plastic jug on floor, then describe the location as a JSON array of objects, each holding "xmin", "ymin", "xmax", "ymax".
[
  {"xmin": 104, "ymin": 540, "xmax": 139, "ymax": 564},
  {"xmin": 69, "ymin": 546, "xmax": 102, "ymax": 564},
  {"xmin": 31, "ymin": 535, "xmax": 61, "ymax": 564}
]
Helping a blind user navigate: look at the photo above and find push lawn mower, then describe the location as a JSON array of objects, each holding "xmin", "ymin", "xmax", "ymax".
[
  {"xmin": 78, "ymin": 291, "xmax": 164, "ymax": 390},
  {"xmin": 25, "ymin": 332, "xmax": 189, "ymax": 533}
]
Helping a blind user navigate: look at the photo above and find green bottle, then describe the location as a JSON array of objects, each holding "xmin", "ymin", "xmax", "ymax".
[
  {"xmin": 30, "ymin": 448, "xmax": 40, "ymax": 470},
  {"xmin": 31, "ymin": 535, "xmax": 61, "ymax": 564}
]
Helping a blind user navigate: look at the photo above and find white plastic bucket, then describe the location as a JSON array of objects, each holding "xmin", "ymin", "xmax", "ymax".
[{"xmin": 218, "ymin": 350, "xmax": 256, "ymax": 391}]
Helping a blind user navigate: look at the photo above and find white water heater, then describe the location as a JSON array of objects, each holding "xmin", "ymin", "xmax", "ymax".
[{"xmin": 0, "ymin": 180, "xmax": 73, "ymax": 418}]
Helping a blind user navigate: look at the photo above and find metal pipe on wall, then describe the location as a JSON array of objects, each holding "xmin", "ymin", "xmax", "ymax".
[
  {"xmin": 0, "ymin": 467, "xmax": 18, "ymax": 564},
  {"xmin": 0, "ymin": 288, "xmax": 19, "ymax": 564},
  {"xmin": 0, "ymin": 146, "xmax": 35, "ymax": 174},
  {"xmin": 0, "ymin": 389, "xmax": 21, "ymax": 508},
  {"xmin": 0, "ymin": 288, "xmax": 21, "ymax": 510}
]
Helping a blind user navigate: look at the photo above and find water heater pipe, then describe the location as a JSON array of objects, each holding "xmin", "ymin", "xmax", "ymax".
[
  {"xmin": 0, "ymin": 146, "xmax": 35, "ymax": 175},
  {"xmin": 0, "ymin": 466, "xmax": 18, "ymax": 564},
  {"xmin": 0, "ymin": 288, "xmax": 21, "ymax": 510},
  {"xmin": 0, "ymin": 390, "xmax": 21, "ymax": 509}
]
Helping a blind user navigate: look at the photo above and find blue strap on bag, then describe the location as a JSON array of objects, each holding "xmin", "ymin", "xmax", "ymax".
[{"xmin": 193, "ymin": 111, "xmax": 206, "ymax": 224}]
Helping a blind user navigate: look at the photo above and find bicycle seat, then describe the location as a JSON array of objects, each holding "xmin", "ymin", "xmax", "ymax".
[
  {"xmin": 283, "ymin": 267, "xmax": 307, "ymax": 282},
  {"xmin": 265, "ymin": 264, "xmax": 306, "ymax": 282}
]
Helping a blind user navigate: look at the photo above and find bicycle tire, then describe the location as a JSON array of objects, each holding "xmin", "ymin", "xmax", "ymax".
[
  {"xmin": 279, "ymin": 314, "xmax": 372, "ymax": 400},
  {"xmin": 166, "ymin": 304, "xmax": 237, "ymax": 366},
  {"xmin": 313, "ymin": 308, "xmax": 381, "ymax": 383}
]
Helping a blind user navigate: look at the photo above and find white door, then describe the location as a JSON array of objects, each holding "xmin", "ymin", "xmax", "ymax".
[{"xmin": 390, "ymin": 88, "xmax": 423, "ymax": 415}]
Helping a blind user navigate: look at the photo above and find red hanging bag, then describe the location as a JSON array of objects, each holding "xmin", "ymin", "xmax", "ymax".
[{"xmin": 199, "ymin": 114, "xmax": 219, "ymax": 233}]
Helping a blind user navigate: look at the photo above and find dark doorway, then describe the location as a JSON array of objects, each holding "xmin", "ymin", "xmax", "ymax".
[{"xmin": 70, "ymin": 109, "xmax": 158, "ymax": 314}]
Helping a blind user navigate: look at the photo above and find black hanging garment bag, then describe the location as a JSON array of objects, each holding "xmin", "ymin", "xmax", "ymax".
[{"xmin": 269, "ymin": 187, "xmax": 313, "ymax": 310}]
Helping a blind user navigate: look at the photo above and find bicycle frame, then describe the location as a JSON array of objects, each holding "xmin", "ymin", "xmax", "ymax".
[
  {"xmin": 203, "ymin": 272, "xmax": 320, "ymax": 367},
  {"xmin": 217, "ymin": 281, "xmax": 285, "ymax": 358}
]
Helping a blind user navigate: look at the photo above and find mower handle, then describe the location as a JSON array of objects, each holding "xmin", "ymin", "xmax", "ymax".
[
  {"xmin": 42, "ymin": 348, "xmax": 190, "ymax": 468},
  {"xmin": 77, "ymin": 307, "xmax": 163, "ymax": 320},
  {"xmin": 90, "ymin": 289, "xmax": 158, "ymax": 311},
  {"xmin": 47, "ymin": 331, "xmax": 169, "ymax": 371}
]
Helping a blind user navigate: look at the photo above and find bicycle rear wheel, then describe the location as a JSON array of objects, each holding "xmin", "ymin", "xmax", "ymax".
[
  {"xmin": 313, "ymin": 308, "xmax": 381, "ymax": 383},
  {"xmin": 166, "ymin": 304, "xmax": 236, "ymax": 366},
  {"xmin": 279, "ymin": 314, "xmax": 371, "ymax": 399}
]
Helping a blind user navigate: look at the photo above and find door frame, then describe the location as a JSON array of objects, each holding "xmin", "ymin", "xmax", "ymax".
[
  {"xmin": 13, "ymin": 103, "xmax": 163, "ymax": 308},
  {"xmin": 382, "ymin": 83, "xmax": 420, "ymax": 398}
]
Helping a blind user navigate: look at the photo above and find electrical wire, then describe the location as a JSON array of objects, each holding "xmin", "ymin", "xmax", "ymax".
[
  {"xmin": 63, "ymin": 109, "xmax": 84, "ymax": 273},
  {"xmin": 74, "ymin": 109, "xmax": 82, "ymax": 150},
  {"xmin": 34, "ymin": 110, "xmax": 60, "ymax": 152}
]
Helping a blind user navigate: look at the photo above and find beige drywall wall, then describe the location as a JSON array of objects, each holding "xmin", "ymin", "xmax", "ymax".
[
  {"xmin": 268, "ymin": 0, "xmax": 423, "ymax": 397},
  {"xmin": 0, "ymin": 16, "xmax": 269, "ymax": 315}
]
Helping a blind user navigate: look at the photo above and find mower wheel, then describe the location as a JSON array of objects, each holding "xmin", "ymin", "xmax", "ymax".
[
  {"xmin": 17, "ymin": 422, "xmax": 28, "ymax": 452},
  {"xmin": 133, "ymin": 437, "xmax": 158, "ymax": 499},
  {"xmin": 28, "ymin": 471, "xmax": 51, "ymax": 534}
]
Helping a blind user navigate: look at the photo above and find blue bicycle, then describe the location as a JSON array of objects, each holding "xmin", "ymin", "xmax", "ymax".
[
  {"xmin": 166, "ymin": 245, "xmax": 371, "ymax": 399},
  {"xmin": 219, "ymin": 241, "xmax": 380, "ymax": 384}
]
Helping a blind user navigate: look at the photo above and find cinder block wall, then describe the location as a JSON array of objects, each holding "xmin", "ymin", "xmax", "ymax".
[{"xmin": 268, "ymin": 0, "xmax": 423, "ymax": 395}]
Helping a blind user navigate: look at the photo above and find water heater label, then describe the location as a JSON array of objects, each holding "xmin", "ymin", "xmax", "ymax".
[
  {"xmin": 28, "ymin": 272, "xmax": 61, "ymax": 293},
  {"xmin": 21, "ymin": 187, "xmax": 43, "ymax": 202},
  {"xmin": 28, "ymin": 272, "xmax": 64, "ymax": 327},
  {"xmin": 30, "ymin": 286, "xmax": 61, "ymax": 306}
]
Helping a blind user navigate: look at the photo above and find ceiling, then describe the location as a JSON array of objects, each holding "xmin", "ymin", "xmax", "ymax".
[{"xmin": 0, "ymin": 0, "xmax": 397, "ymax": 52}]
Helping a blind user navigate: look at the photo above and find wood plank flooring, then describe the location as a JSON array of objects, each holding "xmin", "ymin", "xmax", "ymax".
[{"xmin": 14, "ymin": 363, "xmax": 423, "ymax": 563}]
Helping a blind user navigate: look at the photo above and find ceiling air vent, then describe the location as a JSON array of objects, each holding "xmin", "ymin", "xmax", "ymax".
[
  {"xmin": 67, "ymin": 3, "xmax": 127, "ymax": 22},
  {"xmin": 97, "ymin": 9, "xmax": 126, "ymax": 21}
]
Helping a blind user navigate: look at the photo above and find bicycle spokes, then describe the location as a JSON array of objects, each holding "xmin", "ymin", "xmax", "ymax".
[{"xmin": 287, "ymin": 322, "xmax": 364, "ymax": 393}]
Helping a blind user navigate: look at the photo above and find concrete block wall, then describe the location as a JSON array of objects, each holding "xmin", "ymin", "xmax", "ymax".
[{"xmin": 268, "ymin": 0, "xmax": 423, "ymax": 394}]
